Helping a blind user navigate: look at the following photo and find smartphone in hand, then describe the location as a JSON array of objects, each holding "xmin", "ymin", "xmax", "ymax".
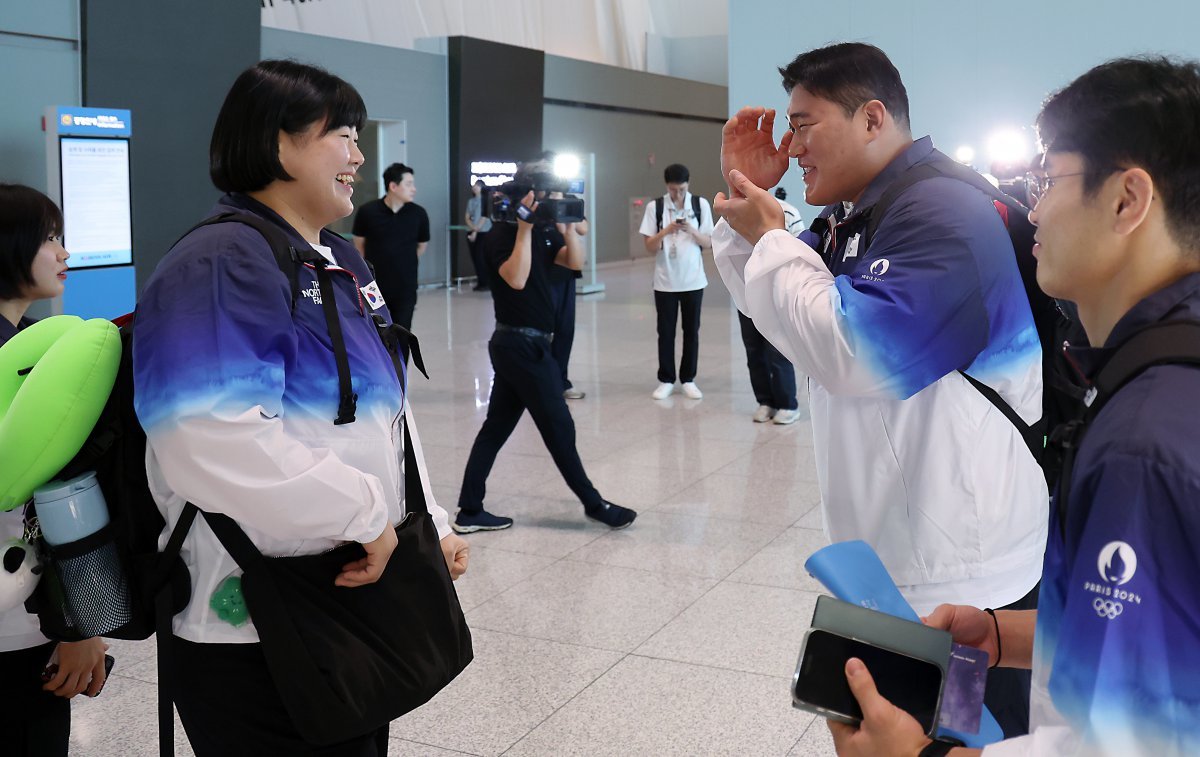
[{"xmin": 42, "ymin": 649, "xmax": 116, "ymax": 697}]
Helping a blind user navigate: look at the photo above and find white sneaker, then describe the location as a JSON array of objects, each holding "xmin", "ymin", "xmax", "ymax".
[
  {"xmin": 752, "ymin": 405, "xmax": 776, "ymax": 423},
  {"xmin": 652, "ymin": 382, "xmax": 675, "ymax": 400},
  {"xmin": 773, "ymin": 408, "xmax": 801, "ymax": 425},
  {"xmin": 681, "ymin": 382, "xmax": 703, "ymax": 399}
]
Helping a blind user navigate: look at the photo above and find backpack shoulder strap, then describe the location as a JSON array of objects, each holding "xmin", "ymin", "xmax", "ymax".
[
  {"xmin": 864, "ymin": 153, "xmax": 1028, "ymax": 246},
  {"xmin": 178, "ymin": 212, "xmax": 304, "ymax": 310},
  {"xmin": 655, "ymin": 196, "xmax": 664, "ymax": 232},
  {"xmin": 691, "ymin": 193, "xmax": 702, "ymax": 224},
  {"xmin": 864, "ymin": 162, "xmax": 945, "ymax": 246},
  {"xmin": 1055, "ymin": 319, "xmax": 1200, "ymax": 533},
  {"xmin": 1090, "ymin": 321, "xmax": 1200, "ymax": 409}
]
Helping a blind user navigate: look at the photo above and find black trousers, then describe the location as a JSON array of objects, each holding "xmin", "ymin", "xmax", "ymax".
[
  {"xmin": 458, "ymin": 330, "xmax": 602, "ymax": 511},
  {"xmin": 654, "ymin": 289, "xmax": 703, "ymax": 383},
  {"xmin": 171, "ymin": 638, "xmax": 390, "ymax": 757},
  {"xmin": 0, "ymin": 642, "xmax": 70, "ymax": 757},
  {"xmin": 738, "ymin": 312, "xmax": 798, "ymax": 410},
  {"xmin": 384, "ymin": 286, "xmax": 417, "ymax": 333},
  {"xmin": 550, "ymin": 276, "xmax": 577, "ymax": 389},
  {"xmin": 983, "ymin": 583, "xmax": 1039, "ymax": 739},
  {"xmin": 467, "ymin": 231, "xmax": 489, "ymax": 288}
]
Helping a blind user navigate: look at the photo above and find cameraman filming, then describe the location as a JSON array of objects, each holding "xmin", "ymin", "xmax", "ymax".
[{"xmin": 452, "ymin": 159, "xmax": 636, "ymax": 533}]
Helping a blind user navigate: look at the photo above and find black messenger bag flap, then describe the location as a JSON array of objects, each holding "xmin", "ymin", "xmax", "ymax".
[{"xmin": 202, "ymin": 417, "xmax": 473, "ymax": 746}]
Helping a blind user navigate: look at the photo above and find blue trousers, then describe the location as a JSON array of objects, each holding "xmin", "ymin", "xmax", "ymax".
[{"xmin": 738, "ymin": 312, "xmax": 798, "ymax": 410}]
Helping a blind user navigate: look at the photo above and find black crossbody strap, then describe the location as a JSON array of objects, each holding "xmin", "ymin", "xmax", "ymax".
[
  {"xmin": 864, "ymin": 154, "xmax": 1045, "ymax": 463},
  {"xmin": 200, "ymin": 511, "xmax": 269, "ymax": 570},
  {"xmin": 372, "ymin": 314, "xmax": 428, "ymax": 382},
  {"xmin": 958, "ymin": 370, "xmax": 1044, "ymax": 463},
  {"xmin": 302, "ymin": 255, "xmax": 358, "ymax": 425},
  {"xmin": 1055, "ymin": 320, "xmax": 1200, "ymax": 532},
  {"xmin": 403, "ymin": 415, "xmax": 430, "ymax": 518}
]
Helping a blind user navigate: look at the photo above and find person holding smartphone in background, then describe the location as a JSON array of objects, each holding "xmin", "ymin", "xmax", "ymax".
[{"xmin": 639, "ymin": 163, "xmax": 714, "ymax": 400}]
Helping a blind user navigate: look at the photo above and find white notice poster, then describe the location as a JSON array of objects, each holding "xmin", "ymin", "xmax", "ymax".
[{"xmin": 60, "ymin": 137, "xmax": 133, "ymax": 268}]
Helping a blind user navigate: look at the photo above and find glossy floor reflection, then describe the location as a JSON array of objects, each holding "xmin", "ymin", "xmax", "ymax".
[{"xmin": 69, "ymin": 258, "xmax": 836, "ymax": 756}]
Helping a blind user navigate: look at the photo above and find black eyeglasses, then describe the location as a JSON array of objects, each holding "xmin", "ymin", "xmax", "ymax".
[
  {"xmin": 1025, "ymin": 167, "xmax": 1124, "ymax": 207},
  {"xmin": 1024, "ymin": 171, "xmax": 1088, "ymax": 207}
]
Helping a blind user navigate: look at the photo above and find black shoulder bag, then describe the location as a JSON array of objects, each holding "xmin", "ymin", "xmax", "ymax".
[{"xmin": 201, "ymin": 416, "xmax": 472, "ymax": 746}]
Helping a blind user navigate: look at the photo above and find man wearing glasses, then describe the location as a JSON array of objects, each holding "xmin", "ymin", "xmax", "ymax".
[
  {"xmin": 713, "ymin": 42, "xmax": 1046, "ymax": 737},
  {"xmin": 818, "ymin": 55, "xmax": 1200, "ymax": 757}
]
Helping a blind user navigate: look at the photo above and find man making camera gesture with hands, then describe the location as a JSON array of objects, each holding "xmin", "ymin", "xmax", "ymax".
[{"xmin": 712, "ymin": 43, "xmax": 1047, "ymax": 737}]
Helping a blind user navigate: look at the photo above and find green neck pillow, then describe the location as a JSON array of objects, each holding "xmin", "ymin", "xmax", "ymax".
[{"xmin": 0, "ymin": 316, "xmax": 121, "ymax": 511}]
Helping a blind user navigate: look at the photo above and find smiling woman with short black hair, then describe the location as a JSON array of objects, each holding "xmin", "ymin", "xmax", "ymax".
[{"xmin": 132, "ymin": 60, "xmax": 469, "ymax": 757}]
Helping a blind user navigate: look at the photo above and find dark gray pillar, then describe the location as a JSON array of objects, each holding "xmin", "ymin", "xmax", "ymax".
[
  {"xmin": 448, "ymin": 37, "xmax": 544, "ymax": 281},
  {"xmin": 81, "ymin": 0, "xmax": 260, "ymax": 290}
]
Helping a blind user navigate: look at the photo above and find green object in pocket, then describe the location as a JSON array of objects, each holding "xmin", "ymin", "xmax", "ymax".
[{"xmin": 210, "ymin": 575, "xmax": 249, "ymax": 627}]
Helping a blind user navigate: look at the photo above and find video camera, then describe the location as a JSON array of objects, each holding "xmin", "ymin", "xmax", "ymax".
[{"xmin": 486, "ymin": 170, "xmax": 585, "ymax": 225}]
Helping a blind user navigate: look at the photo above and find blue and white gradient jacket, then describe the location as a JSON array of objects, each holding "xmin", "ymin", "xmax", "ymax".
[
  {"xmin": 134, "ymin": 194, "xmax": 449, "ymax": 643},
  {"xmin": 986, "ymin": 273, "xmax": 1200, "ymax": 756},
  {"xmin": 714, "ymin": 138, "xmax": 1047, "ymax": 613}
]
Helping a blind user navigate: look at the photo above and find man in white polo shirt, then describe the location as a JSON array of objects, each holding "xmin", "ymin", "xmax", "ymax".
[{"xmin": 639, "ymin": 163, "xmax": 714, "ymax": 400}]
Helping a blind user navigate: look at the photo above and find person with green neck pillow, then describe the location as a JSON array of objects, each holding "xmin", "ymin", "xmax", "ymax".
[{"xmin": 0, "ymin": 183, "xmax": 110, "ymax": 757}]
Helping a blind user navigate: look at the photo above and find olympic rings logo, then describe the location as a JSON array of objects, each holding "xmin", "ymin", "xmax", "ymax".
[{"xmin": 1093, "ymin": 598, "xmax": 1124, "ymax": 619}]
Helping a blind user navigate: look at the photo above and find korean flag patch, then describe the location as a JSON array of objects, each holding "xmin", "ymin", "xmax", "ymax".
[{"xmin": 360, "ymin": 280, "xmax": 387, "ymax": 310}]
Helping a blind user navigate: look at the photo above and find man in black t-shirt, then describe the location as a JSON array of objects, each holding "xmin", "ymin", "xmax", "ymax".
[
  {"xmin": 453, "ymin": 164, "xmax": 636, "ymax": 533},
  {"xmin": 352, "ymin": 162, "xmax": 430, "ymax": 330}
]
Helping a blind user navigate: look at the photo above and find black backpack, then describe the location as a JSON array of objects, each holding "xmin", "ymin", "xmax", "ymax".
[
  {"xmin": 655, "ymin": 193, "xmax": 704, "ymax": 232},
  {"xmin": 1052, "ymin": 320, "xmax": 1200, "ymax": 537},
  {"xmin": 27, "ymin": 211, "xmax": 425, "ymax": 643},
  {"xmin": 862, "ymin": 152, "xmax": 1089, "ymax": 486}
]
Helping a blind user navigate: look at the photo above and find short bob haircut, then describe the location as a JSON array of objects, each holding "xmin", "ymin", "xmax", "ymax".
[
  {"xmin": 210, "ymin": 59, "xmax": 367, "ymax": 193},
  {"xmin": 0, "ymin": 184, "xmax": 64, "ymax": 301},
  {"xmin": 1037, "ymin": 56, "xmax": 1200, "ymax": 254},
  {"xmin": 778, "ymin": 43, "xmax": 910, "ymax": 130},
  {"xmin": 663, "ymin": 164, "xmax": 690, "ymax": 184}
]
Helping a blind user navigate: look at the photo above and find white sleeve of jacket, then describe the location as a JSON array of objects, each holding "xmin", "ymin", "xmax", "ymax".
[
  {"xmin": 147, "ymin": 407, "xmax": 390, "ymax": 545},
  {"xmin": 403, "ymin": 400, "xmax": 452, "ymax": 539},
  {"xmin": 712, "ymin": 219, "xmax": 886, "ymax": 398}
]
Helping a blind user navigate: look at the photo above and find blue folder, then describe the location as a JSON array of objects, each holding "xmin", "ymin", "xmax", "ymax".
[{"xmin": 804, "ymin": 539, "xmax": 1004, "ymax": 748}]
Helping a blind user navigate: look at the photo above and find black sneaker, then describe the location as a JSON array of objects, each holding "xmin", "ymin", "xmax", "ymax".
[
  {"xmin": 584, "ymin": 500, "xmax": 637, "ymax": 529},
  {"xmin": 453, "ymin": 509, "xmax": 514, "ymax": 533}
]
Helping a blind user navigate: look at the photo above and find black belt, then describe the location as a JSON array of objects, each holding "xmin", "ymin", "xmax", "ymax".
[{"xmin": 495, "ymin": 323, "xmax": 554, "ymax": 343}]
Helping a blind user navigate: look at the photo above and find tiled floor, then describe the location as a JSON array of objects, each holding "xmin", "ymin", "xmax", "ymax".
[{"xmin": 69, "ymin": 258, "xmax": 838, "ymax": 756}]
